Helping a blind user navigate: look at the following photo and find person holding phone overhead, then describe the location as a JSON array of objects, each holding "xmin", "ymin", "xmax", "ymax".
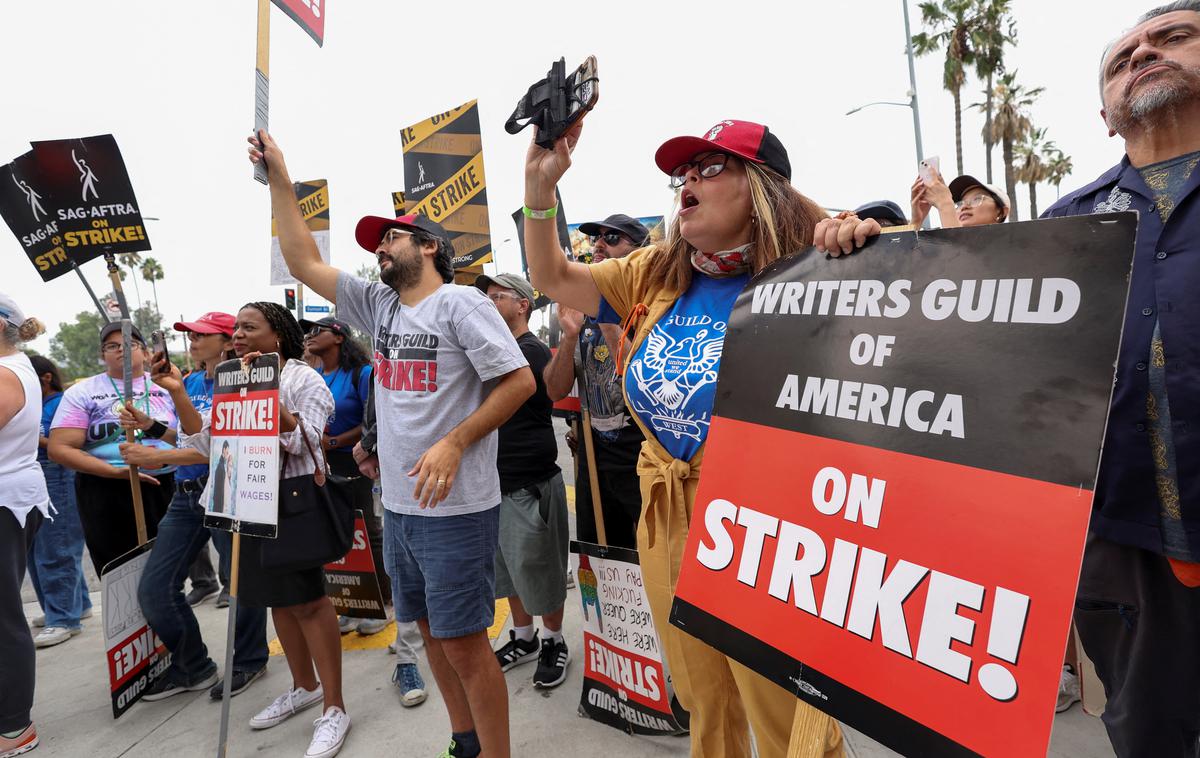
[{"xmin": 521, "ymin": 117, "xmax": 843, "ymax": 757}]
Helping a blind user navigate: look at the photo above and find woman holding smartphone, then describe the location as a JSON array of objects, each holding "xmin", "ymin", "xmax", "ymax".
[{"xmin": 522, "ymin": 120, "xmax": 843, "ymax": 757}]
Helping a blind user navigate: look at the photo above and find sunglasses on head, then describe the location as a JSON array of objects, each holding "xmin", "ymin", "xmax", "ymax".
[
  {"xmin": 669, "ymin": 152, "xmax": 730, "ymax": 189},
  {"xmin": 589, "ymin": 231, "xmax": 630, "ymax": 246}
]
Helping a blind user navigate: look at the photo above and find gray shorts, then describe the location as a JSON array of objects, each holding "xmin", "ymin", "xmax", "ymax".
[{"xmin": 494, "ymin": 471, "xmax": 569, "ymax": 616}]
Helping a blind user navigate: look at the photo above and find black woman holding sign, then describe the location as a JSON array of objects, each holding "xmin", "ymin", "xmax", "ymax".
[
  {"xmin": 522, "ymin": 118, "xmax": 843, "ymax": 756},
  {"xmin": 172, "ymin": 302, "xmax": 349, "ymax": 758}
]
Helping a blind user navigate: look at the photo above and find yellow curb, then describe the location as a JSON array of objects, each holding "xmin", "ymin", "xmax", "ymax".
[{"xmin": 268, "ymin": 599, "xmax": 512, "ymax": 656}]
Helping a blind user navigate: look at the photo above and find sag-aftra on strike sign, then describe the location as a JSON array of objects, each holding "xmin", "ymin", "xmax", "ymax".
[{"xmin": 671, "ymin": 213, "xmax": 1136, "ymax": 758}]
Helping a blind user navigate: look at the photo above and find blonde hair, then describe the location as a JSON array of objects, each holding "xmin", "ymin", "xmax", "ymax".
[{"xmin": 643, "ymin": 161, "xmax": 828, "ymax": 294}]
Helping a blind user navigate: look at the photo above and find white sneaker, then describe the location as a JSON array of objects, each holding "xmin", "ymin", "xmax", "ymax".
[
  {"xmin": 1056, "ymin": 665, "xmax": 1081, "ymax": 713},
  {"xmin": 29, "ymin": 614, "xmax": 45, "ymax": 629},
  {"xmin": 34, "ymin": 626, "xmax": 80, "ymax": 648},
  {"xmin": 249, "ymin": 685, "xmax": 324, "ymax": 730},
  {"xmin": 305, "ymin": 707, "xmax": 351, "ymax": 758}
]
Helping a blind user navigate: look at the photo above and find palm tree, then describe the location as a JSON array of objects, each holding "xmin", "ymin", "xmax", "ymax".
[
  {"xmin": 913, "ymin": 0, "xmax": 982, "ymax": 177},
  {"xmin": 140, "ymin": 257, "xmax": 164, "ymax": 310},
  {"xmin": 970, "ymin": 0, "xmax": 1016, "ymax": 183},
  {"xmin": 119, "ymin": 252, "xmax": 144, "ymax": 307},
  {"xmin": 1045, "ymin": 149, "xmax": 1074, "ymax": 201},
  {"xmin": 978, "ymin": 71, "xmax": 1043, "ymax": 221},
  {"xmin": 1015, "ymin": 128, "xmax": 1053, "ymax": 218}
]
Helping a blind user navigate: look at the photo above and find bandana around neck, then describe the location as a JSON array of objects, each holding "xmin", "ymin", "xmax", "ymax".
[{"xmin": 690, "ymin": 243, "xmax": 753, "ymax": 277}]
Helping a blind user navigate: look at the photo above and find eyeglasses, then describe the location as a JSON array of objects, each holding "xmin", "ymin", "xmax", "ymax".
[
  {"xmin": 669, "ymin": 152, "xmax": 730, "ymax": 189},
  {"xmin": 955, "ymin": 194, "xmax": 994, "ymax": 210},
  {"xmin": 487, "ymin": 292, "xmax": 522, "ymax": 303},
  {"xmin": 305, "ymin": 326, "xmax": 332, "ymax": 338},
  {"xmin": 101, "ymin": 342, "xmax": 143, "ymax": 354},
  {"xmin": 589, "ymin": 231, "xmax": 629, "ymax": 246},
  {"xmin": 380, "ymin": 228, "xmax": 415, "ymax": 245}
]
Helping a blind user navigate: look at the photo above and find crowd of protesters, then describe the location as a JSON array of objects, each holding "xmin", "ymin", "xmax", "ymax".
[{"xmin": 2, "ymin": 2, "xmax": 1200, "ymax": 757}]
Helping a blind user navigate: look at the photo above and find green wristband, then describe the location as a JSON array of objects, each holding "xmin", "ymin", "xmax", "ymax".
[{"xmin": 523, "ymin": 204, "xmax": 558, "ymax": 220}]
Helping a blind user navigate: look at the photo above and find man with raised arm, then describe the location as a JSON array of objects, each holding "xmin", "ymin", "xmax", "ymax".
[{"xmin": 249, "ymin": 131, "xmax": 534, "ymax": 758}]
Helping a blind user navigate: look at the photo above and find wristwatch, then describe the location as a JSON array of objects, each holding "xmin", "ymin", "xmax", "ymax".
[{"xmin": 327, "ymin": 436, "xmax": 338, "ymax": 449}]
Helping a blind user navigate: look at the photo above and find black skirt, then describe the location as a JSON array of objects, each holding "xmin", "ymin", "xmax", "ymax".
[{"xmin": 236, "ymin": 533, "xmax": 325, "ymax": 608}]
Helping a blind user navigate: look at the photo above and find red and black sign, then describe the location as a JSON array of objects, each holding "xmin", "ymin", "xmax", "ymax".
[
  {"xmin": 670, "ymin": 213, "xmax": 1136, "ymax": 757},
  {"xmin": 271, "ymin": 0, "xmax": 325, "ymax": 46},
  {"xmin": 102, "ymin": 542, "xmax": 171, "ymax": 718},
  {"xmin": 324, "ymin": 510, "xmax": 386, "ymax": 619},
  {"xmin": 0, "ymin": 135, "xmax": 150, "ymax": 282}
]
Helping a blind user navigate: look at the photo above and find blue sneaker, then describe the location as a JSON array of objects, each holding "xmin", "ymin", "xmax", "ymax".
[{"xmin": 391, "ymin": 662, "xmax": 426, "ymax": 707}]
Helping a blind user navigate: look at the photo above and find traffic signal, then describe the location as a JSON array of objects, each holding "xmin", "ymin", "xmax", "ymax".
[{"xmin": 284, "ymin": 288, "xmax": 296, "ymax": 309}]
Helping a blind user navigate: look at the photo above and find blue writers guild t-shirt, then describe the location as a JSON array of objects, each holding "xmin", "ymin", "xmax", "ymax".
[
  {"xmin": 621, "ymin": 272, "xmax": 749, "ymax": 461},
  {"xmin": 176, "ymin": 371, "xmax": 214, "ymax": 482}
]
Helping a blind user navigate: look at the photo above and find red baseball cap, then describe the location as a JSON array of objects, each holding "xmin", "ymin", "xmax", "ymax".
[
  {"xmin": 655, "ymin": 120, "xmax": 791, "ymax": 180},
  {"xmin": 355, "ymin": 213, "xmax": 449, "ymax": 253},
  {"xmin": 174, "ymin": 311, "xmax": 236, "ymax": 336}
]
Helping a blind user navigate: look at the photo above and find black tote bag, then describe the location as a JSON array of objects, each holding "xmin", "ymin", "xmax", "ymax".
[{"xmin": 260, "ymin": 416, "xmax": 355, "ymax": 573}]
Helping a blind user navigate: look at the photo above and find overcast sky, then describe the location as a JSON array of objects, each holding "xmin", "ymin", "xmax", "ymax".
[{"xmin": 2, "ymin": 0, "xmax": 1151, "ymax": 356}]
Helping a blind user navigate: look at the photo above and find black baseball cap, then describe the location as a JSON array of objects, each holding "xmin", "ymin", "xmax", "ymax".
[
  {"xmin": 576, "ymin": 214, "xmax": 651, "ymax": 246},
  {"xmin": 853, "ymin": 200, "xmax": 908, "ymax": 227},
  {"xmin": 298, "ymin": 316, "xmax": 353, "ymax": 336},
  {"xmin": 355, "ymin": 213, "xmax": 449, "ymax": 252},
  {"xmin": 655, "ymin": 120, "xmax": 791, "ymax": 180},
  {"xmin": 99, "ymin": 321, "xmax": 145, "ymax": 346}
]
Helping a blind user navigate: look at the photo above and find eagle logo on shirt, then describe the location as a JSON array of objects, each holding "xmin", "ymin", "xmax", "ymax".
[
  {"xmin": 633, "ymin": 327, "xmax": 723, "ymax": 411},
  {"xmin": 1093, "ymin": 186, "xmax": 1133, "ymax": 214}
]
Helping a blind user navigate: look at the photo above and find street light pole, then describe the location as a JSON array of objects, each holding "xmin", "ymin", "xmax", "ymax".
[{"xmin": 902, "ymin": 0, "xmax": 926, "ymax": 165}]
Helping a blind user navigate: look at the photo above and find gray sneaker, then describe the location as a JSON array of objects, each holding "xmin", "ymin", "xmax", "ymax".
[
  {"xmin": 337, "ymin": 615, "xmax": 355, "ymax": 634},
  {"xmin": 356, "ymin": 618, "xmax": 389, "ymax": 636}
]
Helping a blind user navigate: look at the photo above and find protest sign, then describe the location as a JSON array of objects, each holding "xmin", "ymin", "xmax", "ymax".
[
  {"xmin": 324, "ymin": 510, "xmax": 386, "ymax": 619},
  {"xmin": 102, "ymin": 544, "xmax": 170, "ymax": 718},
  {"xmin": 271, "ymin": 178, "xmax": 330, "ymax": 285},
  {"xmin": 401, "ymin": 100, "xmax": 492, "ymax": 270},
  {"xmin": 1, "ymin": 135, "xmax": 150, "ymax": 281},
  {"xmin": 28, "ymin": 135, "xmax": 152, "ymax": 261},
  {"xmin": 669, "ymin": 213, "xmax": 1136, "ymax": 757},
  {"xmin": 271, "ymin": 0, "xmax": 325, "ymax": 46},
  {"xmin": 204, "ymin": 354, "xmax": 281, "ymax": 538},
  {"xmin": 574, "ymin": 542, "xmax": 688, "ymax": 736},
  {"xmin": 576, "ymin": 542, "xmax": 691, "ymax": 738}
]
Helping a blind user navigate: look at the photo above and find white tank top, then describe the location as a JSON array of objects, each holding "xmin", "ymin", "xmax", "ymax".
[{"xmin": 0, "ymin": 351, "xmax": 50, "ymax": 525}]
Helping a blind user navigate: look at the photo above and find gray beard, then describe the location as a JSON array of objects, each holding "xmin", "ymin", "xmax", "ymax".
[{"xmin": 1108, "ymin": 66, "xmax": 1200, "ymax": 134}]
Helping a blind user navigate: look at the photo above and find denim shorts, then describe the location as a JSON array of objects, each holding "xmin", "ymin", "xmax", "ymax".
[{"xmin": 383, "ymin": 506, "xmax": 499, "ymax": 639}]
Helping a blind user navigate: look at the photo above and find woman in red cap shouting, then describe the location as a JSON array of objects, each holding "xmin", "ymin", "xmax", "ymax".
[{"xmin": 522, "ymin": 121, "xmax": 842, "ymax": 757}]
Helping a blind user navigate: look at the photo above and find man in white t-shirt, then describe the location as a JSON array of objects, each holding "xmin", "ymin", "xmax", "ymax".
[{"xmin": 250, "ymin": 131, "xmax": 534, "ymax": 758}]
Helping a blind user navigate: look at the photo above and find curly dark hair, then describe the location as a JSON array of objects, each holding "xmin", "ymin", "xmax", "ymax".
[
  {"xmin": 242, "ymin": 301, "xmax": 306, "ymax": 362},
  {"xmin": 334, "ymin": 331, "xmax": 372, "ymax": 374},
  {"xmin": 29, "ymin": 354, "xmax": 63, "ymax": 392},
  {"xmin": 413, "ymin": 229, "xmax": 454, "ymax": 284}
]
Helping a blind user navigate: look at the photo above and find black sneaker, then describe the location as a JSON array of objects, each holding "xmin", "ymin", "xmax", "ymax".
[
  {"xmin": 215, "ymin": 590, "xmax": 230, "ymax": 609},
  {"xmin": 186, "ymin": 586, "xmax": 220, "ymax": 607},
  {"xmin": 209, "ymin": 666, "xmax": 267, "ymax": 700},
  {"xmin": 532, "ymin": 637, "xmax": 570, "ymax": 688},
  {"xmin": 143, "ymin": 669, "xmax": 219, "ymax": 702},
  {"xmin": 494, "ymin": 630, "xmax": 539, "ymax": 671}
]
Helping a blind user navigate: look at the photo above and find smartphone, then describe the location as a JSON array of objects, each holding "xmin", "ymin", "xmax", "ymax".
[
  {"xmin": 919, "ymin": 156, "xmax": 941, "ymax": 184},
  {"xmin": 150, "ymin": 330, "xmax": 170, "ymax": 374}
]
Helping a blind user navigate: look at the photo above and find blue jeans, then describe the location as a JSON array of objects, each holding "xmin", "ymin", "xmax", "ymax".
[
  {"xmin": 28, "ymin": 461, "xmax": 91, "ymax": 628},
  {"xmin": 384, "ymin": 507, "xmax": 499, "ymax": 639},
  {"xmin": 138, "ymin": 486, "xmax": 269, "ymax": 685}
]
